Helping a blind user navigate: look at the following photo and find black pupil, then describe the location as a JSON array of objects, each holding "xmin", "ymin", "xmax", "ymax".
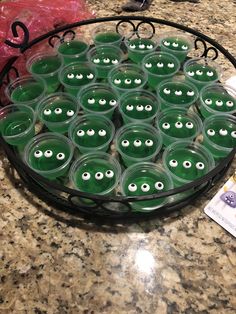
[
  {"xmin": 107, "ymin": 171, "xmax": 111, "ymax": 174},
  {"xmin": 147, "ymin": 140, "xmax": 150, "ymax": 143},
  {"xmin": 158, "ymin": 183, "xmax": 162, "ymax": 187},
  {"xmin": 59, "ymin": 154, "xmax": 62, "ymax": 157},
  {"xmin": 143, "ymin": 185, "xmax": 147, "ymax": 188},
  {"xmin": 97, "ymin": 173, "xmax": 101, "ymax": 176},
  {"xmin": 186, "ymin": 162, "xmax": 190, "ymax": 166},
  {"xmin": 84, "ymin": 173, "xmax": 88, "ymax": 176},
  {"xmin": 131, "ymin": 184, "xmax": 135, "ymax": 187},
  {"xmin": 173, "ymin": 160, "xmax": 176, "ymax": 163}
]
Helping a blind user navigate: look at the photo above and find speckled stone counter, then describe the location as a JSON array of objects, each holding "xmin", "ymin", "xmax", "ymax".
[{"xmin": 1, "ymin": 0, "xmax": 236, "ymax": 313}]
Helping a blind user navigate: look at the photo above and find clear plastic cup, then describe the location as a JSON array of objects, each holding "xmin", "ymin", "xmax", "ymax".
[
  {"xmin": 108, "ymin": 63, "xmax": 147, "ymax": 95},
  {"xmin": 37, "ymin": 93, "xmax": 80, "ymax": 134},
  {"xmin": 115, "ymin": 122, "xmax": 163, "ymax": 167},
  {"xmin": 78, "ymin": 83, "xmax": 119, "ymax": 119},
  {"xmin": 124, "ymin": 31, "xmax": 158, "ymax": 64},
  {"xmin": 159, "ymin": 31, "xmax": 194, "ymax": 63},
  {"xmin": 59, "ymin": 62, "xmax": 97, "ymax": 96},
  {"xmin": 5, "ymin": 75, "xmax": 46, "ymax": 110},
  {"xmin": 24, "ymin": 132, "xmax": 74, "ymax": 180},
  {"xmin": 92, "ymin": 23, "xmax": 123, "ymax": 46},
  {"xmin": 157, "ymin": 79, "xmax": 199, "ymax": 110},
  {"xmin": 199, "ymin": 83, "xmax": 236, "ymax": 118},
  {"xmin": 119, "ymin": 89, "xmax": 160, "ymax": 124},
  {"xmin": 184, "ymin": 57, "xmax": 222, "ymax": 91},
  {"xmin": 57, "ymin": 39, "xmax": 89, "ymax": 64},
  {"xmin": 142, "ymin": 51, "xmax": 180, "ymax": 89},
  {"xmin": 0, "ymin": 104, "xmax": 36, "ymax": 147},
  {"xmin": 26, "ymin": 52, "xmax": 63, "ymax": 93},
  {"xmin": 87, "ymin": 45, "xmax": 124, "ymax": 78},
  {"xmin": 68, "ymin": 114, "xmax": 115, "ymax": 154},
  {"xmin": 70, "ymin": 152, "xmax": 121, "ymax": 195},
  {"xmin": 120, "ymin": 162, "xmax": 173, "ymax": 211},
  {"xmin": 162, "ymin": 140, "xmax": 215, "ymax": 187},
  {"xmin": 156, "ymin": 107, "xmax": 203, "ymax": 147},
  {"xmin": 202, "ymin": 114, "xmax": 236, "ymax": 160}
]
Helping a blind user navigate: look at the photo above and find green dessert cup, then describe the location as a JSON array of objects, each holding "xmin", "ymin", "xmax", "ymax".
[
  {"xmin": 57, "ymin": 39, "xmax": 89, "ymax": 64},
  {"xmin": 92, "ymin": 23, "xmax": 123, "ymax": 46}
]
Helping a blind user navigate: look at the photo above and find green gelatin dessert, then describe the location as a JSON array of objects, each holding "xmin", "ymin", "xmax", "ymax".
[
  {"xmin": 121, "ymin": 162, "xmax": 173, "ymax": 211},
  {"xmin": 157, "ymin": 107, "xmax": 202, "ymax": 146},
  {"xmin": 57, "ymin": 40, "xmax": 89, "ymax": 64}
]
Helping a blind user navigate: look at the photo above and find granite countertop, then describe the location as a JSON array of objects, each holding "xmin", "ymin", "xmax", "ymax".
[{"xmin": 1, "ymin": 0, "xmax": 236, "ymax": 313}]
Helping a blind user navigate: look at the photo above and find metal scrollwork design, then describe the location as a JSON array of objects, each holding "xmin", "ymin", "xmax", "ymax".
[
  {"xmin": 135, "ymin": 21, "xmax": 156, "ymax": 38},
  {"xmin": 4, "ymin": 21, "xmax": 30, "ymax": 50},
  {"xmin": 48, "ymin": 30, "xmax": 76, "ymax": 48},
  {"xmin": 194, "ymin": 38, "xmax": 219, "ymax": 60},
  {"xmin": 116, "ymin": 20, "xmax": 136, "ymax": 35}
]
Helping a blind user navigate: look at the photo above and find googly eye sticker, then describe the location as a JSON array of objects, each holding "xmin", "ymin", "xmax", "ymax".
[
  {"xmin": 121, "ymin": 140, "xmax": 129, "ymax": 147},
  {"xmin": 98, "ymin": 129, "xmax": 106, "ymax": 136},
  {"xmin": 103, "ymin": 58, "xmax": 110, "ymax": 64},
  {"xmin": 145, "ymin": 105, "xmax": 152, "ymax": 112},
  {"xmin": 136, "ymin": 105, "xmax": 144, "ymax": 112},
  {"xmin": 54, "ymin": 108, "xmax": 62, "ymax": 115},
  {"xmin": 66, "ymin": 110, "xmax": 74, "ymax": 117},
  {"xmin": 207, "ymin": 71, "xmax": 214, "ymax": 77},
  {"xmin": 76, "ymin": 74, "xmax": 83, "ymax": 79},
  {"xmin": 219, "ymin": 129, "xmax": 228, "ymax": 136},
  {"xmin": 155, "ymin": 181, "xmax": 164, "ymax": 190},
  {"xmin": 67, "ymin": 73, "xmax": 74, "ymax": 79},
  {"xmin": 145, "ymin": 63, "xmax": 152, "ymax": 69},
  {"xmin": 112, "ymin": 59, "xmax": 119, "ymax": 65},
  {"xmin": 196, "ymin": 162, "xmax": 205, "ymax": 170},
  {"xmin": 43, "ymin": 109, "xmax": 51, "ymax": 115},
  {"xmin": 125, "ymin": 79, "xmax": 132, "ymax": 85},
  {"xmin": 175, "ymin": 90, "xmax": 182, "ymax": 96},
  {"xmin": 231, "ymin": 131, "xmax": 236, "ymax": 138},
  {"xmin": 56, "ymin": 152, "xmax": 65, "ymax": 160},
  {"xmin": 126, "ymin": 104, "xmax": 133, "ymax": 111},
  {"xmin": 187, "ymin": 90, "xmax": 195, "ymax": 97},
  {"xmin": 99, "ymin": 99, "xmax": 106, "ymax": 105},
  {"xmin": 216, "ymin": 100, "xmax": 223, "ymax": 107},
  {"xmin": 88, "ymin": 98, "xmax": 95, "ymax": 104},
  {"xmin": 157, "ymin": 62, "xmax": 164, "ymax": 68},
  {"xmin": 134, "ymin": 139, "xmax": 142, "ymax": 147},
  {"xmin": 145, "ymin": 139, "xmax": 153, "ymax": 147},
  {"xmin": 205, "ymin": 99, "xmax": 212, "ymax": 105},
  {"xmin": 109, "ymin": 99, "xmax": 117, "ymax": 106},
  {"xmin": 128, "ymin": 183, "xmax": 137, "ymax": 192},
  {"xmin": 169, "ymin": 159, "xmax": 178, "ymax": 167},
  {"xmin": 129, "ymin": 44, "xmax": 136, "ymax": 49},
  {"xmin": 105, "ymin": 170, "xmax": 114, "ymax": 178},
  {"xmin": 187, "ymin": 71, "xmax": 195, "ymax": 77},
  {"xmin": 139, "ymin": 44, "xmax": 145, "ymax": 49},
  {"xmin": 175, "ymin": 121, "xmax": 183, "ymax": 128},
  {"xmin": 147, "ymin": 44, "xmax": 153, "ymax": 49},
  {"xmin": 44, "ymin": 150, "xmax": 53, "ymax": 158},
  {"xmin": 87, "ymin": 73, "xmax": 94, "ymax": 80},
  {"xmin": 186, "ymin": 122, "xmax": 194, "ymax": 129},
  {"xmin": 207, "ymin": 129, "xmax": 215, "ymax": 136},
  {"xmin": 163, "ymin": 88, "xmax": 171, "ymax": 95},
  {"xmin": 114, "ymin": 78, "xmax": 121, "ymax": 85},
  {"xmin": 82, "ymin": 172, "xmax": 90, "ymax": 180},
  {"xmin": 167, "ymin": 63, "xmax": 175, "ymax": 68},
  {"xmin": 77, "ymin": 129, "xmax": 85, "ymax": 137},
  {"xmin": 34, "ymin": 150, "xmax": 43, "ymax": 158},
  {"xmin": 134, "ymin": 79, "xmax": 141, "ymax": 85},
  {"xmin": 172, "ymin": 42, "xmax": 179, "ymax": 48},
  {"xmin": 141, "ymin": 183, "xmax": 150, "ymax": 192},
  {"xmin": 162, "ymin": 122, "xmax": 170, "ymax": 130},
  {"xmin": 196, "ymin": 70, "xmax": 203, "ymax": 76},
  {"xmin": 183, "ymin": 161, "xmax": 192, "ymax": 168},
  {"xmin": 163, "ymin": 40, "xmax": 170, "ymax": 46},
  {"xmin": 93, "ymin": 58, "xmax": 100, "ymax": 64},
  {"xmin": 87, "ymin": 129, "xmax": 95, "ymax": 136},
  {"xmin": 226, "ymin": 100, "xmax": 234, "ymax": 108},
  {"xmin": 182, "ymin": 45, "xmax": 188, "ymax": 50},
  {"xmin": 95, "ymin": 172, "xmax": 104, "ymax": 180}
]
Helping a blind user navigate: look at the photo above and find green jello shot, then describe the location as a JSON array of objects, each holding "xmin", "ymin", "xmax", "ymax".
[
  {"xmin": 0, "ymin": 104, "xmax": 36, "ymax": 148},
  {"xmin": 24, "ymin": 133, "xmax": 74, "ymax": 180},
  {"xmin": 157, "ymin": 79, "xmax": 199, "ymax": 110},
  {"xmin": 124, "ymin": 31, "xmax": 158, "ymax": 64},
  {"xmin": 57, "ymin": 39, "xmax": 89, "ymax": 64},
  {"xmin": 199, "ymin": 83, "xmax": 236, "ymax": 118},
  {"xmin": 115, "ymin": 123, "xmax": 162, "ymax": 167},
  {"xmin": 37, "ymin": 93, "xmax": 79, "ymax": 134},
  {"xmin": 120, "ymin": 162, "xmax": 173, "ymax": 211},
  {"xmin": 92, "ymin": 24, "xmax": 123, "ymax": 46},
  {"xmin": 202, "ymin": 114, "xmax": 236, "ymax": 160},
  {"xmin": 87, "ymin": 45, "xmax": 124, "ymax": 78},
  {"xmin": 59, "ymin": 62, "xmax": 97, "ymax": 96},
  {"xmin": 184, "ymin": 57, "xmax": 221, "ymax": 91},
  {"xmin": 163, "ymin": 141, "xmax": 215, "ymax": 187},
  {"xmin": 78, "ymin": 83, "xmax": 119, "ymax": 119},
  {"xmin": 108, "ymin": 64, "xmax": 147, "ymax": 94},
  {"xmin": 68, "ymin": 114, "xmax": 115, "ymax": 154},
  {"xmin": 142, "ymin": 52, "xmax": 180, "ymax": 89},
  {"xmin": 119, "ymin": 89, "xmax": 160, "ymax": 124},
  {"xmin": 27, "ymin": 53, "xmax": 63, "ymax": 93},
  {"xmin": 159, "ymin": 32, "xmax": 193, "ymax": 63},
  {"xmin": 6, "ymin": 75, "xmax": 46, "ymax": 110},
  {"xmin": 70, "ymin": 152, "xmax": 121, "ymax": 195},
  {"xmin": 156, "ymin": 107, "xmax": 202, "ymax": 147}
]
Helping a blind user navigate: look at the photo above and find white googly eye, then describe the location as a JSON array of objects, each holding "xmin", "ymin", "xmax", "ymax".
[
  {"xmin": 134, "ymin": 139, "xmax": 142, "ymax": 147},
  {"xmin": 169, "ymin": 159, "xmax": 178, "ymax": 167},
  {"xmin": 128, "ymin": 183, "xmax": 137, "ymax": 192},
  {"xmin": 219, "ymin": 129, "xmax": 228, "ymax": 136},
  {"xmin": 187, "ymin": 90, "xmax": 195, "ymax": 96},
  {"xmin": 56, "ymin": 152, "xmax": 65, "ymax": 160},
  {"xmin": 141, "ymin": 183, "xmax": 150, "ymax": 192},
  {"xmin": 145, "ymin": 63, "xmax": 152, "ymax": 68},
  {"xmin": 77, "ymin": 129, "xmax": 85, "ymax": 137},
  {"xmin": 82, "ymin": 172, "xmax": 90, "ymax": 180},
  {"xmin": 182, "ymin": 45, "xmax": 188, "ymax": 50},
  {"xmin": 175, "ymin": 90, "xmax": 182, "ymax": 96},
  {"xmin": 172, "ymin": 42, "xmax": 179, "ymax": 48},
  {"xmin": 126, "ymin": 104, "xmax": 134, "ymax": 111},
  {"xmin": 44, "ymin": 150, "xmax": 53, "ymax": 158},
  {"xmin": 157, "ymin": 62, "xmax": 164, "ymax": 68},
  {"xmin": 167, "ymin": 63, "xmax": 175, "ymax": 68},
  {"xmin": 139, "ymin": 44, "xmax": 145, "ymax": 49},
  {"xmin": 66, "ymin": 110, "xmax": 74, "ymax": 117},
  {"xmin": 175, "ymin": 121, "xmax": 183, "ymax": 128},
  {"xmin": 205, "ymin": 99, "xmax": 212, "ymax": 105},
  {"xmin": 207, "ymin": 129, "xmax": 215, "ymax": 136},
  {"xmin": 187, "ymin": 71, "xmax": 195, "ymax": 77},
  {"xmin": 43, "ymin": 109, "xmax": 51, "ymax": 115},
  {"xmin": 183, "ymin": 161, "xmax": 192, "ymax": 168},
  {"xmin": 98, "ymin": 129, "xmax": 106, "ymax": 136},
  {"xmin": 99, "ymin": 99, "xmax": 106, "ymax": 105},
  {"xmin": 196, "ymin": 70, "xmax": 203, "ymax": 76},
  {"xmin": 88, "ymin": 98, "xmax": 95, "ymax": 104},
  {"xmin": 155, "ymin": 181, "xmax": 164, "ymax": 190},
  {"xmin": 145, "ymin": 139, "xmax": 153, "ymax": 147},
  {"xmin": 95, "ymin": 172, "xmax": 104, "ymax": 180},
  {"xmin": 186, "ymin": 122, "xmax": 194, "ymax": 129},
  {"xmin": 163, "ymin": 40, "xmax": 170, "ymax": 46},
  {"xmin": 162, "ymin": 122, "xmax": 170, "ymax": 130},
  {"xmin": 136, "ymin": 105, "xmax": 144, "ymax": 111},
  {"xmin": 125, "ymin": 79, "xmax": 132, "ymax": 85},
  {"xmin": 145, "ymin": 105, "xmax": 152, "ymax": 112},
  {"xmin": 129, "ymin": 44, "xmax": 136, "ymax": 49},
  {"xmin": 114, "ymin": 78, "xmax": 121, "ymax": 85},
  {"xmin": 109, "ymin": 99, "xmax": 117, "ymax": 106},
  {"xmin": 67, "ymin": 73, "xmax": 74, "ymax": 79},
  {"xmin": 76, "ymin": 74, "xmax": 83, "ymax": 79},
  {"xmin": 216, "ymin": 100, "xmax": 223, "ymax": 107},
  {"xmin": 134, "ymin": 78, "xmax": 141, "ymax": 84},
  {"xmin": 87, "ymin": 73, "xmax": 94, "ymax": 79},
  {"xmin": 105, "ymin": 170, "xmax": 114, "ymax": 178},
  {"xmin": 147, "ymin": 44, "xmax": 153, "ymax": 49},
  {"xmin": 34, "ymin": 150, "xmax": 43, "ymax": 158},
  {"xmin": 121, "ymin": 140, "xmax": 129, "ymax": 147},
  {"xmin": 231, "ymin": 131, "xmax": 236, "ymax": 138},
  {"xmin": 103, "ymin": 58, "xmax": 110, "ymax": 64},
  {"xmin": 87, "ymin": 129, "xmax": 95, "ymax": 136},
  {"xmin": 207, "ymin": 71, "xmax": 214, "ymax": 77},
  {"xmin": 112, "ymin": 59, "xmax": 118, "ymax": 65},
  {"xmin": 226, "ymin": 100, "xmax": 234, "ymax": 107},
  {"xmin": 196, "ymin": 162, "xmax": 205, "ymax": 170},
  {"xmin": 163, "ymin": 88, "xmax": 171, "ymax": 95},
  {"xmin": 93, "ymin": 58, "xmax": 100, "ymax": 64},
  {"xmin": 54, "ymin": 108, "xmax": 62, "ymax": 114}
]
